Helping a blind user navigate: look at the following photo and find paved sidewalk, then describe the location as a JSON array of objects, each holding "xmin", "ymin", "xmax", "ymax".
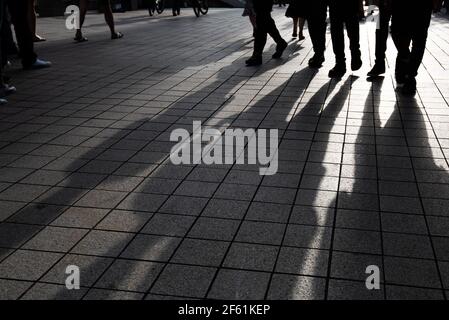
[{"xmin": 1, "ymin": 8, "xmax": 449, "ymax": 300}]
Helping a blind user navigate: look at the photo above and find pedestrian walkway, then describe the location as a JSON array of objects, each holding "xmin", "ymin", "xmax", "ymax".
[{"xmin": 1, "ymin": 8, "xmax": 449, "ymax": 300}]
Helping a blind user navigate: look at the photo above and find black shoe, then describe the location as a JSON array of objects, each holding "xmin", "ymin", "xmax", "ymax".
[
  {"xmin": 351, "ymin": 55, "xmax": 362, "ymax": 71},
  {"xmin": 308, "ymin": 54, "xmax": 325, "ymax": 68},
  {"xmin": 401, "ymin": 79, "xmax": 417, "ymax": 95},
  {"xmin": 367, "ymin": 62, "xmax": 386, "ymax": 77},
  {"xmin": 272, "ymin": 40, "xmax": 287, "ymax": 59},
  {"xmin": 328, "ymin": 64, "xmax": 346, "ymax": 78},
  {"xmin": 246, "ymin": 56, "xmax": 262, "ymax": 66}
]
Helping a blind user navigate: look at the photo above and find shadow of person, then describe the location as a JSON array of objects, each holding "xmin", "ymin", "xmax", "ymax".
[
  {"xmin": 317, "ymin": 80, "xmax": 448, "ymax": 300},
  {"xmin": 1, "ymin": 44, "xmax": 300, "ymax": 299},
  {"xmin": 322, "ymin": 78, "xmax": 386, "ymax": 300},
  {"xmin": 264, "ymin": 75, "xmax": 356, "ymax": 299},
  {"xmin": 370, "ymin": 90, "xmax": 448, "ymax": 299}
]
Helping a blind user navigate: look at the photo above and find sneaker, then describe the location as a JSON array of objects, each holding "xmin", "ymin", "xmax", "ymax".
[
  {"xmin": 0, "ymin": 84, "xmax": 16, "ymax": 96},
  {"xmin": 245, "ymin": 56, "xmax": 263, "ymax": 66},
  {"xmin": 0, "ymin": 98, "xmax": 7, "ymax": 105},
  {"xmin": 111, "ymin": 32, "xmax": 124, "ymax": 40},
  {"xmin": 367, "ymin": 62, "xmax": 386, "ymax": 77},
  {"xmin": 272, "ymin": 40, "xmax": 287, "ymax": 59},
  {"xmin": 328, "ymin": 64, "xmax": 346, "ymax": 78},
  {"xmin": 24, "ymin": 58, "xmax": 52, "ymax": 70},
  {"xmin": 308, "ymin": 54, "xmax": 325, "ymax": 68}
]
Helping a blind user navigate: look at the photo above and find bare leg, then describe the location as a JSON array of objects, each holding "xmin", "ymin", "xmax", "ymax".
[
  {"xmin": 29, "ymin": 0, "xmax": 44, "ymax": 40},
  {"xmin": 103, "ymin": 0, "xmax": 116, "ymax": 35},
  {"xmin": 292, "ymin": 17, "xmax": 298, "ymax": 37},
  {"xmin": 298, "ymin": 17, "xmax": 305, "ymax": 38},
  {"xmin": 75, "ymin": 0, "xmax": 88, "ymax": 39}
]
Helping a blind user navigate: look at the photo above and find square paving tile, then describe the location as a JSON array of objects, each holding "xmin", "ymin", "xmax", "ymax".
[
  {"xmin": 172, "ymin": 238, "xmax": 229, "ymax": 267},
  {"xmin": 8, "ymin": 203, "xmax": 67, "ymax": 225},
  {"xmin": 23, "ymin": 226, "xmax": 88, "ymax": 253},
  {"xmin": 42, "ymin": 254, "xmax": 113, "ymax": 286},
  {"xmin": 327, "ymin": 279, "xmax": 384, "ymax": 300},
  {"xmin": 235, "ymin": 221, "xmax": 285, "ymax": 245},
  {"xmin": 51, "ymin": 207, "xmax": 109, "ymax": 228},
  {"xmin": 71, "ymin": 230, "xmax": 134, "ymax": 257},
  {"xmin": 142, "ymin": 213, "xmax": 195, "ymax": 236},
  {"xmin": 151, "ymin": 264, "xmax": 216, "ymax": 298},
  {"xmin": 0, "ymin": 223, "xmax": 43, "ymax": 249},
  {"xmin": 120, "ymin": 234, "xmax": 181, "ymax": 262},
  {"xmin": 0, "ymin": 250, "xmax": 62, "ymax": 281},
  {"xmin": 283, "ymin": 224, "xmax": 332, "ymax": 249},
  {"xmin": 223, "ymin": 243, "xmax": 278, "ymax": 272},
  {"xmin": 208, "ymin": 269, "xmax": 270, "ymax": 300},
  {"xmin": 96, "ymin": 210, "xmax": 152, "ymax": 232},
  {"xmin": 0, "ymin": 279, "xmax": 33, "ymax": 300},
  {"xmin": 275, "ymin": 246, "xmax": 329, "ymax": 277},
  {"xmin": 267, "ymin": 274, "xmax": 326, "ymax": 300},
  {"xmin": 384, "ymin": 256, "xmax": 441, "ymax": 289},
  {"xmin": 95, "ymin": 259, "xmax": 163, "ymax": 292},
  {"xmin": 84, "ymin": 288, "xmax": 144, "ymax": 300},
  {"xmin": 385, "ymin": 285, "xmax": 444, "ymax": 300},
  {"xmin": 188, "ymin": 217, "xmax": 240, "ymax": 241},
  {"xmin": 158, "ymin": 195, "xmax": 208, "ymax": 215},
  {"xmin": 202, "ymin": 199, "xmax": 250, "ymax": 219},
  {"xmin": 20, "ymin": 283, "xmax": 86, "ymax": 300},
  {"xmin": 330, "ymin": 251, "xmax": 383, "ymax": 282},
  {"xmin": 75, "ymin": 190, "xmax": 128, "ymax": 209},
  {"xmin": 246, "ymin": 202, "xmax": 291, "ymax": 223}
]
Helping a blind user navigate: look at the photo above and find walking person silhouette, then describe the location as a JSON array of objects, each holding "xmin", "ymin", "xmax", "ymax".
[
  {"xmin": 245, "ymin": 0, "xmax": 288, "ymax": 66},
  {"xmin": 305, "ymin": 0, "xmax": 329, "ymax": 68},
  {"xmin": 367, "ymin": 0, "xmax": 392, "ymax": 77},
  {"xmin": 74, "ymin": 0, "xmax": 123, "ymax": 42},
  {"xmin": 391, "ymin": 0, "xmax": 443, "ymax": 95},
  {"xmin": 327, "ymin": 0, "xmax": 363, "ymax": 78}
]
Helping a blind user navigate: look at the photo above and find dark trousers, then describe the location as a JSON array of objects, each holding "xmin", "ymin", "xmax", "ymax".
[
  {"xmin": 0, "ymin": 0, "xmax": 4, "ymax": 78},
  {"xmin": 374, "ymin": 3, "xmax": 392, "ymax": 63},
  {"xmin": 391, "ymin": 0, "xmax": 432, "ymax": 80},
  {"xmin": 172, "ymin": 0, "xmax": 183, "ymax": 11},
  {"xmin": 7, "ymin": 0, "xmax": 37, "ymax": 67},
  {"xmin": 307, "ymin": 0, "xmax": 328, "ymax": 56},
  {"xmin": 253, "ymin": 0, "xmax": 284, "ymax": 57},
  {"xmin": 329, "ymin": 2, "xmax": 361, "ymax": 64}
]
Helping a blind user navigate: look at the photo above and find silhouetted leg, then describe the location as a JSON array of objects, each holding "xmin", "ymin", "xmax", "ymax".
[
  {"xmin": 375, "ymin": 5, "xmax": 392, "ymax": 64},
  {"xmin": 103, "ymin": 0, "xmax": 117, "ymax": 35},
  {"xmin": 307, "ymin": 1, "xmax": 327, "ymax": 56},
  {"xmin": 329, "ymin": 5, "xmax": 345, "ymax": 65},
  {"xmin": 408, "ymin": 8, "xmax": 432, "ymax": 79},
  {"xmin": 253, "ymin": 12, "xmax": 269, "ymax": 57},
  {"xmin": 345, "ymin": 14, "xmax": 362, "ymax": 70},
  {"xmin": 7, "ymin": 0, "xmax": 37, "ymax": 67}
]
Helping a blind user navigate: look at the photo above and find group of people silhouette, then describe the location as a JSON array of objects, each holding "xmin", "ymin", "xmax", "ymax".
[{"xmin": 244, "ymin": 0, "xmax": 443, "ymax": 96}]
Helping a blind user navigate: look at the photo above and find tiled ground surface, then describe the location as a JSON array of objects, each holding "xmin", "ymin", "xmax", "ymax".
[{"xmin": 1, "ymin": 7, "xmax": 449, "ymax": 300}]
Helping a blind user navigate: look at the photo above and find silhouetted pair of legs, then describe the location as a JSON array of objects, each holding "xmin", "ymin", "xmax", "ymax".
[
  {"xmin": 28, "ymin": 0, "xmax": 45, "ymax": 42},
  {"xmin": 327, "ymin": 0, "xmax": 362, "ymax": 78},
  {"xmin": 7, "ymin": 0, "xmax": 51, "ymax": 69},
  {"xmin": 246, "ymin": 0, "xmax": 287, "ymax": 66},
  {"xmin": 367, "ymin": 2, "xmax": 392, "ymax": 77},
  {"xmin": 75, "ymin": 0, "xmax": 123, "ymax": 42},
  {"xmin": 391, "ymin": 0, "xmax": 434, "ymax": 95}
]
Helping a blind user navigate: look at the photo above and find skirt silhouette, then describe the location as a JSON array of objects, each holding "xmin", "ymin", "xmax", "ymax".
[{"xmin": 285, "ymin": 0, "xmax": 308, "ymax": 18}]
